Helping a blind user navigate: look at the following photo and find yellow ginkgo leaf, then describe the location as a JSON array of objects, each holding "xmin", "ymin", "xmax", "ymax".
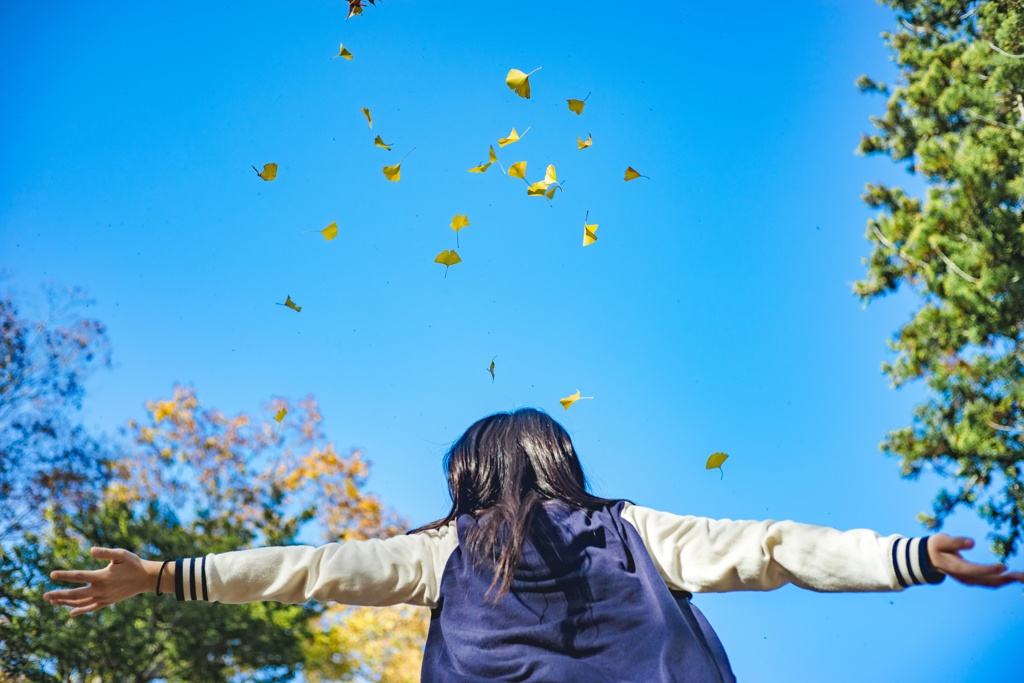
[
  {"xmin": 527, "ymin": 182, "xmax": 547, "ymax": 196},
  {"xmin": 625, "ymin": 166, "xmax": 649, "ymax": 181},
  {"xmin": 567, "ymin": 99, "xmax": 585, "ymax": 115},
  {"xmin": 434, "ymin": 249, "xmax": 462, "ymax": 277},
  {"xmin": 505, "ymin": 67, "xmax": 542, "ymax": 99},
  {"xmin": 543, "ymin": 164, "xmax": 557, "ymax": 186},
  {"xmin": 278, "ymin": 295, "xmax": 302, "ymax": 312},
  {"xmin": 374, "ymin": 135, "xmax": 391, "ymax": 151},
  {"xmin": 577, "ymin": 133, "xmax": 593, "ymax": 150},
  {"xmin": 274, "ymin": 408, "xmax": 287, "ymax": 423},
  {"xmin": 508, "ymin": 161, "xmax": 527, "ymax": 179},
  {"xmin": 451, "ymin": 214, "xmax": 470, "ymax": 247},
  {"xmin": 498, "ymin": 127, "xmax": 531, "ymax": 147},
  {"xmin": 303, "ymin": 221, "xmax": 338, "ymax": 241},
  {"xmin": 583, "ymin": 212, "xmax": 598, "ymax": 246},
  {"xmin": 469, "ymin": 146, "xmax": 500, "ymax": 173},
  {"xmin": 382, "ymin": 148, "xmax": 416, "ymax": 182},
  {"xmin": 559, "ymin": 389, "xmax": 594, "ymax": 410},
  {"xmin": 487, "ymin": 356, "xmax": 496, "ymax": 383},
  {"xmin": 705, "ymin": 452, "xmax": 729, "ymax": 479},
  {"xmin": 252, "ymin": 163, "xmax": 278, "ymax": 181},
  {"xmin": 346, "ymin": 0, "xmax": 364, "ymax": 19},
  {"xmin": 545, "ymin": 184, "xmax": 558, "ymax": 200},
  {"xmin": 361, "ymin": 107, "xmax": 372, "ymax": 128},
  {"xmin": 333, "ymin": 44, "xmax": 354, "ymax": 60}
]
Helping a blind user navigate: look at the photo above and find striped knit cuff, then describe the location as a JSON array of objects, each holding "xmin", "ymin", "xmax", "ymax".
[
  {"xmin": 174, "ymin": 557, "xmax": 210, "ymax": 601},
  {"xmin": 891, "ymin": 537, "xmax": 945, "ymax": 587}
]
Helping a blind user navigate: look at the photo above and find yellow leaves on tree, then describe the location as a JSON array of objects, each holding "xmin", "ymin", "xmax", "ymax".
[
  {"xmin": 577, "ymin": 133, "xmax": 593, "ymax": 150},
  {"xmin": 333, "ymin": 43, "xmax": 354, "ymax": 60},
  {"xmin": 498, "ymin": 127, "xmax": 530, "ymax": 147},
  {"xmin": 361, "ymin": 107, "xmax": 373, "ymax": 128},
  {"xmin": 559, "ymin": 389, "xmax": 594, "ymax": 410},
  {"xmin": 304, "ymin": 604, "xmax": 428, "ymax": 683},
  {"xmin": 434, "ymin": 249, "xmax": 461, "ymax": 277},
  {"xmin": 705, "ymin": 452, "xmax": 729, "ymax": 479},
  {"xmin": 505, "ymin": 67, "xmax": 542, "ymax": 99},
  {"xmin": 252, "ymin": 163, "xmax": 278, "ymax": 181},
  {"xmin": 108, "ymin": 386, "xmax": 404, "ymax": 546},
  {"xmin": 450, "ymin": 214, "xmax": 470, "ymax": 247},
  {"xmin": 374, "ymin": 135, "xmax": 392, "ymax": 151},
  {"xmin": 278, "ymin": 295, "xmax": 302, "ymax": 312},
  {"xmin": 583, "ymin": 211, "xmax": 598, "ymax": 246},
  {"xmin": 383, "ymin": 148, "xmax": 416, "ymax": 182}
]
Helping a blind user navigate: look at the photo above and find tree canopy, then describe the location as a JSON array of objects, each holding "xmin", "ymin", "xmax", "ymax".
[{"xmin": 857, "ymin": 0, "xmax": 1024, "ymax": 558}]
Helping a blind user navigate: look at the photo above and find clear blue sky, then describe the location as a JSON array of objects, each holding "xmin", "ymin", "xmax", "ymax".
[{"xmin": 2, "ymin": 1, "xmax": 1020, "ymax": 680}]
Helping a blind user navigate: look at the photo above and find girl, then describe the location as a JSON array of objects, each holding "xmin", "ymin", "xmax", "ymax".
[{"xmin": 45, "ymin": 408, "xmax": 1023, "ymax": 682}]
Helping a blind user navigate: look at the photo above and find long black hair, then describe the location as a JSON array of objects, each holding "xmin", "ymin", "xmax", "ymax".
[{"xmin": 412, "ymin": 408, "xmax": 618, "ymax": 597}]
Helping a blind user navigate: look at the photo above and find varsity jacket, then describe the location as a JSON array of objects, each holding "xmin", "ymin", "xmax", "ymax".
[{"xmin": 169, "ymin": 502, "xmax": 944, "ymax": 682}]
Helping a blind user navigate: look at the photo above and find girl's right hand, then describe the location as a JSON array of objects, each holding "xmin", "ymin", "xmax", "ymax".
[{"xmin": 43, "ymin": 546, "xmax": 160, "ymax": 616}]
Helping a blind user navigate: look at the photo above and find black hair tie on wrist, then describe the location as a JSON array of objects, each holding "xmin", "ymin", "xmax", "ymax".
[{"xmin": 156, "ymin": 559, "xmax": 171, "ymax": 596}]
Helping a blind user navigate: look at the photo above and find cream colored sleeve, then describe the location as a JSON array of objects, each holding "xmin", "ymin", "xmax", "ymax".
[
  {"xmin": 176, "ymin": 521, "xmax": 459, "ymax": 608},
  {"xmin": 620, "ymin": 503, "xmax": 940, "ymax": 593}
]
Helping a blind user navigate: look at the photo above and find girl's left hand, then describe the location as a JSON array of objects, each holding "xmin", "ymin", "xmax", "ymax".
[
  {"xmin": 927, "ymin": 534, "xmax": 1024, "ymax": 588},
  {"xmin": 43, "ymin": 547, "xmax": 157, "ymax": 616}
]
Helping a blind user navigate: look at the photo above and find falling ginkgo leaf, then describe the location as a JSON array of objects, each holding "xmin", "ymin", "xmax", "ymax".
[
  {"xmin": 705, "ymin": 452, "xmax": 729, "ymax": 479},
  {"xmin": 278, "ymin": 295, "xmax": 302, "ymax": 312},
  {"xmin": 450, "ymin": 214, "xmax": 470, "ymax": 247},
  {"xmin": 624, "ymin": 166, "xmax": 649, "ymax": 181},
  {"xmin": 252, "ymin": 163, "xmax": 278, "ymax": 181},
  {"xmin": 508, "ymin": 161, "xmax": 527, "ymax": 179},
  {"xmin": 487, "ymin": 356, "xmax": 496, "ymax": 383},
  {"xmin": 505, "ymin": 67, "xmax": 542, "ymax": 99},
  {"xmin": 274, "ymin": 408, "xmax": 287, "ymax": 422},
  {"xmin": 469, "ymin": 146, "xmax": 497, "ymax": 172},
  {"xmin": 567, "ymin": 93, "xmax": 590, "ymax": 115},
  {"xmin": 333, "ymin": 44, "xmax": 354, "ymax": 60},
  {"xmin": 346, "ymin": 0, "xmax": 376, "ymax": 19},
  {"xmin": 559, "ymin": 389, "xmax": 594, "ymax": 410},
  {"xmin": 583, "ymin": 211, "xmax": 598, "ymax": 246},
  {"xmin": 361, "ymin": 108, "xmax": 372, "ymax": 128},
  {"xmin": 577, "ymin": 133, "xmax": 593, "ymax": 150},
  {"xmin": 383, "ymin": 148, "xmax": 416, "ymax": 182},
  {"xmin": 304, "ymin": 221, "xmax": 339, "ymax": 241},
  {"xmin": 498, "ymin": 127, "xmax": 530, "ymax": 147},
  {"xmin": 374, "ymin": 135, "xmax": 391, "ymax": 150},
  {"xmin": 434, "ymin": 249, "xmax": 462, "ymax": 277}
]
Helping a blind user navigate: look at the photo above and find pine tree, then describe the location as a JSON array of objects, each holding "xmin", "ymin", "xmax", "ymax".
[{"xmin": 857, "ymin": 0, "xmax": 1024, "ymax": 558}]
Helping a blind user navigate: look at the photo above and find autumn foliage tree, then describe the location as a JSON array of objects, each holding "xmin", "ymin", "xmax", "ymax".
[
  {"xmin": 1, "ymin": 287, "xmax": 427, "ymax": 681},
  {"xmin": 857, "ymin": 0, "xmax": 1024, "ymax": 558}
]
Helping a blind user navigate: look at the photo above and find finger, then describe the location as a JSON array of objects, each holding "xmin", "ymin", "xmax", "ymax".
[
  {"xmin": 931, "ymin": 534, "xmax": 973, "ymax": 554},
  {"xmin": 43, "ymin": 586, "xmax": 95, "ymax": 601},
  {"xmin": 69, "ymin": 603, "xmax": 102, "ymax": 617},
  {"xmin": 49, "ymin": 569, "xmax": 103, "ymax": 585},
  {"xmin": 49, "ymin": 595, "xmax": 98, "ymax": 608},
  {"xmin": 91, "ymin": 547, "xmax": 127, "ymax": 563},
  {"xmin": 942, "ymin": 556, "xmax": 1007, "ymax": 579}
]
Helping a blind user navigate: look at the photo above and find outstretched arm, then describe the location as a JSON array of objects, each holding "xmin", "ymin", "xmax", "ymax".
[{"xmin": 45, "ymin": 523, "xmax": 459, "ymax": 617}]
